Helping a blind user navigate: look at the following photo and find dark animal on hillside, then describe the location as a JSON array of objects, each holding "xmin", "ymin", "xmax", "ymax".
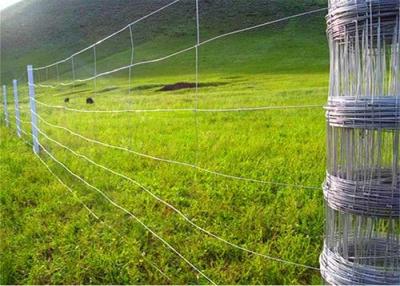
[
  {"xmin": 86, "ymin": 97, "xmax": 94, "ymax": 104},
  {"xmin": 64, "ymin": 97, "xmax": 70, "ymax": 103}
]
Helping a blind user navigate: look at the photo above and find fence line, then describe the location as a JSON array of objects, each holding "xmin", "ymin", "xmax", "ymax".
[
  {"xmin": 34, "ymin": 123, "xmax": 320, "ymax": 270},
  {"xmin": 32, "ymin": 134, "xmax": 216, "ymax": 285},
  {"xmin": 33, "ymin": 110, "xmax": 320, "ymax": 190},
  {"xmin": 34, "ymin": 98, "xmax": 323, "ymax": 113},
  {"xmin": 15, "ymin": 116, "xmax": 27, "ymax": 125},
  {"xmin": 35, "ymin": 83, "xmax": 57, "ymax": 89},
  {"xmin": 34, "ymin": 46, "xmax": 196, "ymax": 87},
  {"xmin": 19, "ymin": 126, "xmax": 29, "ymax": 136},
  {"xmin": 194, "ymin": 0, "xmax": 201, "ymax": 178},
  {"xmin": 34, "ymin": 86, "xmax": 329, "ymax": 100},
  {"xmin": 128, "ymin": 25, "xmax": 135, "ymax": 97}
]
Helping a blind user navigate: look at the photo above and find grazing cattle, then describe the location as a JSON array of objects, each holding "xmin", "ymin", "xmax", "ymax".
[
  {"xmin": 64, "ymin": 97, "xmax": 70, "ymax": 103},
  {"xmin": 86, "ymin": 97, "xmax": 94, "ymax": 104}
]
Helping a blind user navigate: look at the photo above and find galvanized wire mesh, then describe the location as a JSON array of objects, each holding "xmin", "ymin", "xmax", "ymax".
[
  {"xmin": 322, "ymin": 0, "xmax": 400, "ymax": 284},
  {"xmin": 321, "ymin": 207, "xmax": 400, "ymax": 284}
]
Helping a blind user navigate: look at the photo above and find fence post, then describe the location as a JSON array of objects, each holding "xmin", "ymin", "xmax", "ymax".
[
  {"xmin": 27, "ymin": 65, "xmax": 40, "ymax": 154},
  {"xmin": 13, "ymin": 80, "xmax": 21, "ymax": 137},
  {"xmin": 2, "ymin": 85, "xmax": 9, "ymax": 127}
]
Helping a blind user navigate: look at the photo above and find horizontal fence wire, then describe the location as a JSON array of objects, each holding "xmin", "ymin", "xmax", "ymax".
[
  {"xmin": 32, "ymin": 86, "xmax": 327, "ymax": 98},
  {"xmin": 35, "ymin": 46, "xmax": 195, "ymax": 87},
  {"xmin": 32, "ymin": 110, "xmax": 320, "ymax": 190},
  {"xmin": 15, "ymin": 127, "xmax": 33, "ymax": 147},
  {"xmin": 33, "ymin": 149, "xmax": 172, "ymax": 282},
  {"xmin": 34, "ymin": 122, "xmax": 320, "ymax": 270},
  {"xmin": 34, "ymin": 98, "xmax": 323, "ymax": 113}
]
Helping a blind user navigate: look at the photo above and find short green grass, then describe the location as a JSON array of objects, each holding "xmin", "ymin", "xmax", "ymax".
[{"xmin": 1, "ymin": 12, "xmax": 329, "ymax": 285}]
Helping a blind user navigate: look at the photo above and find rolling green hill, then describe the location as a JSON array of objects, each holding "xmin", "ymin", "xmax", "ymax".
[{"xmin": 1, "ymin": 0, "xmax": 327, "ymax": 81}]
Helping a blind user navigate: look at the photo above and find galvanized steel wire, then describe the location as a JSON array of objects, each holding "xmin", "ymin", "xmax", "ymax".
[
  {"xmin": 320, "ymin": 242, "xmax": 400, "ymax": 285},
  {"xmin": 325, "ymin": 96, "xmax": 400, "ymax": 129},
  {"xmin": 324, "ymin": 170, "xmax": 400, "ymax": 217},
  {"xmin": 321, "ymin": 0, "xmax": 400, "ymax": 284}
]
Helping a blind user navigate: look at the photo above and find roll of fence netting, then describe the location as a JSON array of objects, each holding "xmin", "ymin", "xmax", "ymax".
[
  {"xmin": 321, "ymin": 208, "xmax": 400, "ymax": 285},
  {"xmin": 324, "ymin": 170, "xmax": 400, "ymax": 217},
  {"xmin": 325, "ymin": 97, "xmax": 400, "ymax": 129},
  {"xmin": 327, "ymin": 0, "xmax": 400, "ymax": 43},
  {"xmin": 326, "ymin": 0, "xmax": 400, "ymax": 100},
  {"xmin": 320, "ymin": 241, "xmax": 400, "ymax": 285},
  {"xmin": 322, "ymin": 0, "xmax": 400, "ymax": 285}
]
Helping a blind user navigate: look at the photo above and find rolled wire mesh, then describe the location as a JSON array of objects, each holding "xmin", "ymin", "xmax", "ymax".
[
  {"xmin": 320, "ymin": 206, "xmax": 400, "ymax": 285},
  {"xmin": 320, "ymin": 207, "xmax": 400, "ymax": 284},
  {"xmin": 322, "ymin": 0, "xmax": 400, "ymax": 284}
]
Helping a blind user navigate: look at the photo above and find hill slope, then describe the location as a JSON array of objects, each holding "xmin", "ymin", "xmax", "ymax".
[{"xmin": 1, "ymin": 0, "xmax": 327, "ymax": 81}]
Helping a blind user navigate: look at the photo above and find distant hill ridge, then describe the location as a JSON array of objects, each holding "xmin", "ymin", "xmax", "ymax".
[{"xmin": 0, "ymin": 0, "xmax": 326, "ymax": 80}]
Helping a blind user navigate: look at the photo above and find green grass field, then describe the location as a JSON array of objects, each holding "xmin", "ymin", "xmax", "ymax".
[{"xmin": 1, "ymin": 4, "xmax": 330, "ymax": 285}]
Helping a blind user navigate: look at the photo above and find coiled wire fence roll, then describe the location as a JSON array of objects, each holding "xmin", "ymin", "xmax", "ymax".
[
  {"xmin": 321, "ymin": 207, "xmax": 400, "ymax": 284},
  {"xmin": 320, "ymin": 241, "xmax": 400, "ymax": 285},
  {"xmin": 321, "ymin": 0, "xmax": 400, "ymax": 284},
  {"xmin": 327, "ymin": 0, "xmax": 400, "ymax": 43},
  {"xmin": 324, "ymin": 96, "xmax": 400, "ymax": 218},
  {"xmin": 324, "ymin": 170, "xmax": 400, "ymax": 217},
  {"xmin": 325, "ymin": 97, "xmax": 400, "ymax": 129}
]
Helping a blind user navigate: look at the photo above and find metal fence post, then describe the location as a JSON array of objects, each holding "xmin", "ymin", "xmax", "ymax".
[
  {"xmin": 2, "ymin": 85, "xmax": 9, "ymax": 127},
  {"xmin": 13, "ymin": 80, "xmax": 21, "ymax": 137},
  {"xmin": 27, "ymin": 65, "xmax": 40, "ymax": 154}
]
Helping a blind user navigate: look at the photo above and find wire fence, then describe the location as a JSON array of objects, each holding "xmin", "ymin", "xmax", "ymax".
[{"xmin": 1, "ymin": 1, "xmax": 330, "ymax": 283}]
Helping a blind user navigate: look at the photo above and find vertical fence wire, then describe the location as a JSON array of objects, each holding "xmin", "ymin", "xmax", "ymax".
[{"xmin": 193, "ymin": 0, "xmax": 201, "ymax": 187}]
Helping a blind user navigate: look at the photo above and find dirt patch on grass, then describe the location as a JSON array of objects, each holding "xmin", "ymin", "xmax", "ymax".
[
  {"xmin": 158, "ymin": 82, "xmax": 227, "ymax": 92},
  {"xmin": 129, "ymin": 84, "xmax": 164, "ymax": 92}
]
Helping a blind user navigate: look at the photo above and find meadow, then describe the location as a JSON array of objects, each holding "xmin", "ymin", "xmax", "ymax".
[{"xmin": 1, "ymin": 8, "xmax": 329, "ymax": 285}]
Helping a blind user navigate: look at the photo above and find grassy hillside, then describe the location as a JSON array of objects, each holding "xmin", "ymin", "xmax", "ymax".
[
  {"xmin": 1, "ymin": 0, "xmax": 326, "ymax": 81},
  {"xmin": 1, "ymin": 0, "xmax": 330, "ymax": 284}
]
